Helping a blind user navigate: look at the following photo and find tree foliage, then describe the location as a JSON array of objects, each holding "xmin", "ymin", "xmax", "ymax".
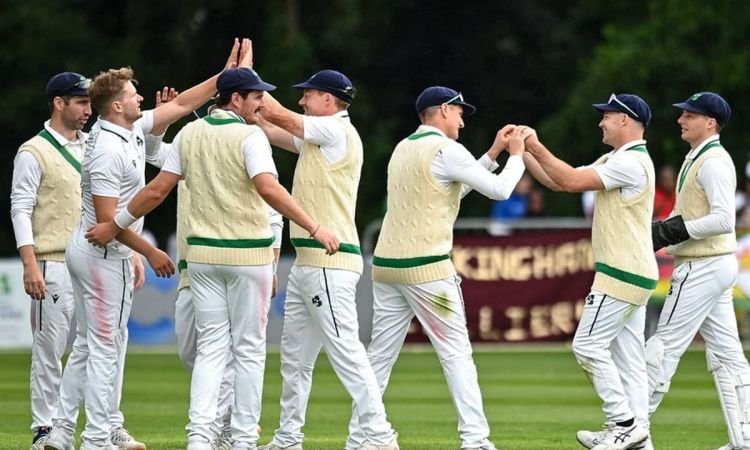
[{"xmin": 2, "ymin": 0, "xmax": 746, "ymax": 255}]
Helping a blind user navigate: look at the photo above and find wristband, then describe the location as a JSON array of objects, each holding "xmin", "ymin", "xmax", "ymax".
[
  {"xmin": 113, "ymin": 208, "xmax": 138, "ymax": 230},
  {"xmin": 310, "ymin": 224, "xmax": 320, "ymax": 238}
]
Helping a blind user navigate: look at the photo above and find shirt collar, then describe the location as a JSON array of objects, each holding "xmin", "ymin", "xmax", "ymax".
[
  {"xmin": 611, "ymin": 139, "xmax": 647, "ymax": 155},
  {"xmin": 687, "ymin": 134, "xmax": 720, "ymax": 159},
  {"xmin": 44, "ymin": 120, "xmax": 84, "ymax": 146},
  {"xmin": 212, "ymin": 108, "xmax": 246, "ymax": 123},
  {"xmin": 416, "ymin": 124, "xmax": 448, "ymax": 138},
  {"xmin": 332, "ymin": 110, "xmax": 350, "ymax": 120},
  {"xmin": 97, "ymin": 117, "xmax": 134, "ymax": 143}
]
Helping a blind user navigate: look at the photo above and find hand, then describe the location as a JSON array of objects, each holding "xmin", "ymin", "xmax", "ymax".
[
  {"xmin": 23, "ymin": 263, "xmax": 47, "ymax": 300},
  {"xmin": 224, "ymin": 38, "xmax": 241, "ymax": 70},
  {"xmin": 519, "ymin": 125, "xmax": 541, "ymax": 152},
  {"xmin": 146, "ymin": 249, "xmax": 175, "ymax": 278},
  {"xmin": 85, "ymin": 222, "xmax": 121, "ymax": 247},
  {"xmin": 487, "ymin": 124, "xmax": 516, "ymax": 160},
  {"xmin": 238, "ymin": 38, "xmax": 253, "ymax": 68},
  {"xmin": 133, "ymin": 254, "xmax": 145, "ymax": 289},
  {"xmin": 155, "ymin": 87, "xmax": 179, "ymax": 108},
  {"xmin": 272, "ymin": 273, "xmax": 279, "ymax": 299},
  {"xmin": 311, "ymin": 226, "xmax": 339, "ymax": 255},
  {"xmin": 652, "ymin": 215, "xmax": 690, "ymax": 251},
  {"xmin": 507, "ymin": 126, "xmax": 530, "ymax": 156}
]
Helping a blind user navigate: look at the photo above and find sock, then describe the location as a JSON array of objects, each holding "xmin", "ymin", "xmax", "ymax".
[{"xmin": 615, "ymin": 418, "xmax": 635, "ymax": 427}]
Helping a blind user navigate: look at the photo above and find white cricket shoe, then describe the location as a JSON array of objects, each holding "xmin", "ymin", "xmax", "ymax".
[
  {"xmin": 461, "ymin": 445, "xmax": 498, "ymax": 450},
  {"xmin": 590, "ymin": 424, "xmax": 648, "ymax": 450},
  {"xmin": 631, "ymin": 438, "xmax": 653, "ymax": 450},
  {"xmin": 258, "ymin": 443, "xmax": 303, "ymax": 450},
  {"xmin": 213, "ymin": 430, "xmax": 233, "ymax": 450},
  {"xmin": 358, "ymin": 437, "xmax": 399, "ymax": 450},
  {"xmin": 109, "ymin": 428, "xmax": 145, "ymax": 450},
  {"xmin": 714, "ymin": 445, "xmax": 750, "ymax": 450},
  {"xmin": 79, "ymin": 441, "xmax": 118, "ymax": 450},
  {"xmin": 43, "ymin": 427, "xmax": 75, "ymax": 450},
  {"xmin": 185, "ymin": 442, "xmax": 212, "ymax": 450},
  {"xmin": 578, "ymin": 428, "xmax": 652, "ymax": 450},
  {"xmin": 32, "ymin": 435, "xmax": 51, "ymax": 450}
]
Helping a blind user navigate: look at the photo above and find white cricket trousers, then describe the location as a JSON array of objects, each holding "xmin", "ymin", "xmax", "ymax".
[
  {"xmin": 175, "ymin": 286, "xmax": 235, "ymax": 439},
  {"xmin": 271, "ymin": 265, "xmax": 395, "ymax": 447},
  {"xmin": 57, "ymin": 244, "xmax": 134, "ymax": 446},
  {"xmin": 186, "ymin": 262, "xmax": 272, "ymax": 449},
  {"xmin": 649, "ymin": 254, "xmax": 750, "ymax": 411},
  {"xmin": 347, "ymin": 277, "xmax": 492, "ymax": 450},
  {"xmin": 30, "ymin": 260, "xmax": 74, "ymax": 430},
  {"xmin": 572, "ymin": 291, "xmax": 648, "ymax": 428}
]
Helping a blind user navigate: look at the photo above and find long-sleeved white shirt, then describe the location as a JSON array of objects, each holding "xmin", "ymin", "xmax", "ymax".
[
  {"xmin": 10, "ymin": 121, "xmax": 86, "ymax": 248},
  {"xmin": 421, "ymin": 125, "xmax": 525, "ymax": 200},
  {"xmin": 678, "ymin": 134, "xmax": 736, "ymax": 239}
]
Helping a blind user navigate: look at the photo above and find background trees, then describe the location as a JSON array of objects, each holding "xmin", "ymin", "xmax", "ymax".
[{"xmin": 3, "ymin": 0, "xmax": 748, "ymax": 254}]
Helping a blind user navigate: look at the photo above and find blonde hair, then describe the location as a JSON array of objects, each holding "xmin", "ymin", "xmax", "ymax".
[{"xmin": 90, "ymin": 67, "xmax": 136, "ymax": 114}]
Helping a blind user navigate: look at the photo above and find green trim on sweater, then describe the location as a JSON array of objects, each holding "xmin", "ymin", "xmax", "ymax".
[
  {"xmin": 594, "ymin": 262, "xmax": 658, "ymax": 290},
  {"xmin": 291, "ymin": 238, "xmax": 362, "ymax": 255},
  {"xmin": 37, "ymin": 130, "xmax": 81, "ymax": 173}
]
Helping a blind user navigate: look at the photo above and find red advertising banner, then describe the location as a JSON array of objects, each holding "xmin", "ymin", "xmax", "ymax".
[
  {"xmin": 405, "ymin": 228, "xmax": 596, "ymax": 343},
  {"xmin": 402, "ymin": 226, "xmax": 750, "ymax": 343}
]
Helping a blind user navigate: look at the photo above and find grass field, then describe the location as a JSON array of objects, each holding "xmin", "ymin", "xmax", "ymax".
[{"xmin": 0, "ymin": 346, "xmax": 733, "ymax": 449}]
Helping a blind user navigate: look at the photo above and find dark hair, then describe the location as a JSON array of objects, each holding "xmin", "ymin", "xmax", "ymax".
[{"xmin": 215, "ymin": 90, "xmax": 251, "ymax": 107}]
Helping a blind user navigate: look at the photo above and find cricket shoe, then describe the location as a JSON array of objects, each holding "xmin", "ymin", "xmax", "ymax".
[
  {"xmin": 590, "ymin": 424, "xmax": 648, "ymax": 450},
  {"xmin": 213, "ymin": 430, "xmax": 233, "ymax": 450},
  {"xmin": 578, "ymin": 427, "xmax": 652, "ymax": 449},
  {"xmin": 358, "ymin": 437, "xmax": 399, "ymax": 450},
  {"xmin": 43, "ymin": 427, "xmax": 75, "ymax": 450},
  {"xmin": 109, "ymin": 428, "xmax": 145, "ymax": 450},
  {"xmin": 31, "ymin": 427, "xmax": 52, "ymax": 450},
  {"xmin": 258, "ymin": 443, "xmax": 303, "ymax": 450},
  {"xmin": 79, "ymin": 441, "xmax": 118, "ymax": 450},
  {"xmin": 461, "ymin": 445, "xmax": 498, "ymax": 450},
  {"xmin": 715, "ymin": 445, "xmax": 750, "ymax": 450},
  {"xmin": 186, "ymin": 443, "xmax": 212, "ymax": 450}
]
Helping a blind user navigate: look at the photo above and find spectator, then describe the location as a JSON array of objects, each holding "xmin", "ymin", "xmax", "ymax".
[
  {"xmin": 653, "ymin": 165, "xmax": 676, "ymax": 220},
  {"xmin": 489, "ymin": 172, "xmax": 533, "ymax": 218}
]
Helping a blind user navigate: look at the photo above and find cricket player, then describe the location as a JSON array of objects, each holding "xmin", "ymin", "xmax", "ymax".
[
  {"xmin": 346, "ymin": 86, "xmax": 527, "ymax": 450},
  {"xmin": 43, "ymin": 40, "xmax": 247, "ymax": 450},
  {"xmin": 524, "ymin": 94, "xmax": 657, "ymax": 450},
  {"xmin": 257, "ymin": 70, "xmax": 399, "ymax": 450},
  {"xmin": 153, "ymin": 140, "xmax": 283, "ymax": 450},
  {"xmin": 648, "ymin": 92, "xmax": 750, "ymax": 450},
  {"xmin": 84, "ymin": 66, "xmax": 338, "ymax": 450},
  {"xmin": 11, "ymin": 72, "xmax": 90, "ymax": 450}
]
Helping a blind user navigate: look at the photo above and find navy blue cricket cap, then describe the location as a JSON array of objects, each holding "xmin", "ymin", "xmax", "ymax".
[
  {"xmin": 217, "ymin": 68, "xmax": 276, "ymax": 94},
  {"xmin": 46, "ymin": 72, "xmax": 90, "ymax": 100},
  {"xmin": 673, "ymin": 92, "xmax": 731, "ymax": 126},
  {"xmin": 592, "ymin": 93, "xmax": 651, "ymax": 127},
  {"xmin": 293, "ymin": 70, "xmax": 356, "ymax": 103},
  {"xmin": 415, "ymin": 86, "xmax": 476, "ymax": 115}
]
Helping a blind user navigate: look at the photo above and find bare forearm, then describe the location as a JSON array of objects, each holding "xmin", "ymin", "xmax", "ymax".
[
  {"xmin": 258, "ymin": 119, "xmax": 297, "ymax": 152},
  {"xmin": 153, "ymin": 75, "xmax": 218, "ymax": 130},
  {"xmin": 527, "ymin": 141, "xmax": 580, "ymax": 191},
  {"xmin": 116, "ymin": 228, "xmax": 158, "ymax": 256},
  {"xmin": 18, "ymin": 245, "xmax": 38, "ymax": 268},
  {"xmin": 523, "ymin": 152, "xmax": 561, "ymax": 191},
  {"xmin": 260, "ymin": 185, "xmax": 316, "ymax": 234},
  {"xmin": 261, "ymin": 93, "xmax": 304, "ymax": 138}
]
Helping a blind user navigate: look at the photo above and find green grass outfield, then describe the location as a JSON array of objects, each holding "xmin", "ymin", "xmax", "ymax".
[{"xmin": 0, "ymin": 346, "xmax": 734, "ymax": 449}]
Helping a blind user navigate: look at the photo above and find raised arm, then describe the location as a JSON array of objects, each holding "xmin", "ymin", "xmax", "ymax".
[
  {"xmin": 260, "ymin": 92, "xmax": 305, "ymax": 139},
  {"xmin": 256, "ymin": 115, "xmax": 298, "ymax": 152},
  {"xmin": 150, "ymin": 38, "xmax": 245, "ymax": 132},
  {"xmin": 525, "ymin": 130, "xmax": 604, "ymax": 193}
]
